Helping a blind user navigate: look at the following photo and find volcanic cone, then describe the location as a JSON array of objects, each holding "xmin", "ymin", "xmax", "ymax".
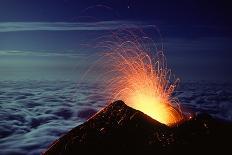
[{"xmin": 43, "ymin": 100, "xmax": 232, "ymax": 154}]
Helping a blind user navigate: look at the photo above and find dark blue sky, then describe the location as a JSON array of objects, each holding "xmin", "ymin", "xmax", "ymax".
[{"xmin": 0, "ymin": 0, "xmax": 231, "ymax": 82}]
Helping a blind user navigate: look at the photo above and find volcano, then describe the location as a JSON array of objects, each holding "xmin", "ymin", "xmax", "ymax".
[{"xmin": 43, "ymin": 100, "xmax": 232, "ymax": 154}]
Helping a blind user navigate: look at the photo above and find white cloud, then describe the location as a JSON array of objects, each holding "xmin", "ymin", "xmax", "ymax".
[
  {"xmin": 0, "ymin": 50, "xmax": 86, "ymax": 57},
  {"xmin": 0, "ymin": 21, "xmax": 146, "ymax": 32}
]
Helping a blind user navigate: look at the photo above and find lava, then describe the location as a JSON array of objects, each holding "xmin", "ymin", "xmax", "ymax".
[{"xmin": 102, "ymin": 29, "xmax": 183, "ymax": 125}]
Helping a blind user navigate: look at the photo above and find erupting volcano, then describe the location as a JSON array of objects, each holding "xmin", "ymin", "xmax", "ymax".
[
  {"xmin": 101, "ymin": 30, "xmax": 184, "ymax": 125},
  {"xmin": 43, "ymin": 29, "xmax": 232, "ymax": 155}
]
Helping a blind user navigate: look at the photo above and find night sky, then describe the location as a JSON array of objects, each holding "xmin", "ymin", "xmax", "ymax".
[{"xmin": 0, "ymin": 0, "xmax": 231, "ymax": 82}]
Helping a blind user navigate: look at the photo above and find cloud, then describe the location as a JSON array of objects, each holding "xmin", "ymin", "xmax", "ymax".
[
  {"xmin": 0, "ymin": 80, "xmax": 232, "ymax": 155},
  {"xmin": 0, "ymin": 50, "xmax": 86, "ymax": 57},
  {"xmin": 0, "ymin": 21, "xmax": 146, "ymax": 32}
]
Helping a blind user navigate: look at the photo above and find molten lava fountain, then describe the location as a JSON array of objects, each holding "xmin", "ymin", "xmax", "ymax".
[{"xmin": 101, "ymin": 30, "xmax": 183, "ymax": 125}]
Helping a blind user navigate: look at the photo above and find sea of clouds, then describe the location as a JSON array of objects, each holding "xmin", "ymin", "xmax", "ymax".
[{"xmin": 0, "ymin": 81, "xmax": 231, "ymax": 155}]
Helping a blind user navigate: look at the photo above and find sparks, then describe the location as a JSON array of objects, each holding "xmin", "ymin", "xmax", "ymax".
[{"xmin": 100, "ymin": 29, "xmax": 184, "ymax": 125}]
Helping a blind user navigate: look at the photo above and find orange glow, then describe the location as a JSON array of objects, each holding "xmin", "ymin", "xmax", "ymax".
[{"xmin": 102, "ymin": 30, "xmax": 183, "ymax": 125}]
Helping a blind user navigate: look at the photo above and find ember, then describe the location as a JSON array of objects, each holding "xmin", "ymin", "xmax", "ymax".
[{"xmin": 102, "ymin": 30, "xmax": 184, "ymax": 125}]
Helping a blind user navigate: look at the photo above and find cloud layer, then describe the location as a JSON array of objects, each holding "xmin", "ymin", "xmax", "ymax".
[
  {"xmin": 0, "ymin": 50, "xmax": 86, "ymax": 57},
  {"xmin": 0, "ymin": 21, "xmax": 145, "ymax": 32},
  {"xmin": 0, "ymin": 81, "xmax": 231, "ymax": 155}
]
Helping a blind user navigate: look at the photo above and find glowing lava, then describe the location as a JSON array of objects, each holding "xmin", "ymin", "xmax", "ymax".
[{"xmin": 102, "ymin": 30, "xmax": 183, "ymax": 125}]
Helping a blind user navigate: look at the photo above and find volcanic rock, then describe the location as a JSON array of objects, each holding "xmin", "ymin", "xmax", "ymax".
[{"xmin": 43, "ymin": 100, "xmax": 232, "ymax": 154}]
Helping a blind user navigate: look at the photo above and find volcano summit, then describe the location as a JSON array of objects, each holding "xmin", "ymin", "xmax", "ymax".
[{"xmin": 43, "ymin": 100, "xmax": 232, "ymax": 154}]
